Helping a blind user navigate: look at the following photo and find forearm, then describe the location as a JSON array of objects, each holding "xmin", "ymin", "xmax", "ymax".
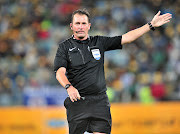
[
  {"xmin": 56, "ymin": 67, "xmax": 71, "ymax": 88},
  {"xmin": 122, "ymin": 23, "xmax": 150, "ymax": 44},
  {"xmin": 121, "ymin": 11, "xmax": 172, "ymax": 45},
  {"xmin": 56, "ymin": 67, "xmax": 81, "ymax": 102}
]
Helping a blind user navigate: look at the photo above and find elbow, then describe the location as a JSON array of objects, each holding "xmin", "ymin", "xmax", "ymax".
[
  {"xmin": 122, "ymin": 32, "xmax": 138, "ymax": 44},
  {"xmin": 56, "ymin": 72, "xmax": 58, "ymax": 80},
  {"xmin": 55, "ymin": 67, "xmax": 66, "ymax": 80},
  {"xmin": 55, "ymin": 69, "xmax": 61, "ymax": 80},
  {"xmin": 122, "ymin": 34, "xmax": 134, "ymax": 44},
  {"xmin": 56, "ymin": 71, "xmax": 62, "ymax": 80}
]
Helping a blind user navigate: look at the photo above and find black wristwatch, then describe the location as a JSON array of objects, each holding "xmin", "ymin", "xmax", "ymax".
[
  {"xmin": 148, "ymin": 22, "xmax": 155, "ymax": 31},
  {"xmin": 65, "ymin": 84, "xmax": 72, "ymax": 90}
]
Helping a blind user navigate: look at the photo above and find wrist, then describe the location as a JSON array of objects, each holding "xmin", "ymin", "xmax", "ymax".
[
  {"xmin": 65, "ymin": 84, "xmax": 72, "ymax": 90},
  {"xmin": 148, "ymin": 22, "xmax": 155, "ymax": 31},
  {"xmin": 150, "ymin": 21, "xmax": 155, "ymax": 27}
]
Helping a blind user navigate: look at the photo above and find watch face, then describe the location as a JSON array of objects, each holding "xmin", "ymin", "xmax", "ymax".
[{"xmin": 65, "ymin": 84, "xmax": 71, "ymax": 89}]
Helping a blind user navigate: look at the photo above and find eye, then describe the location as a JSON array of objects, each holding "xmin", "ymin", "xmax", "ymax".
[{"xmin": 75, "ymin": 22, "xmax": 80, "ymax": 25}]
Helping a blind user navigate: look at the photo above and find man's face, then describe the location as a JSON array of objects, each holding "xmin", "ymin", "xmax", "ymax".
[{"xmin": 70, "ymin": 14, "xmax": 91, "ymax": 40}]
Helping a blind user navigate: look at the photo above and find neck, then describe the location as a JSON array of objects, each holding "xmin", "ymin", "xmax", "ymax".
[{"xmin": 73, "ymin": 35, "xmax": 89, "ymax": 41}]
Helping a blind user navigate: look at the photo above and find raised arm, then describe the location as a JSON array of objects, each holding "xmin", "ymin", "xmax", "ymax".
[{"xmin": 121, "ymin": 11, "xmax": 172, "ymax": 45}]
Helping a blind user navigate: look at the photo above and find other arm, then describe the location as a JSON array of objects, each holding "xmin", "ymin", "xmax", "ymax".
[{"xmin": 121, "ymin": 11, "xmax": 172, "ymax": 45}]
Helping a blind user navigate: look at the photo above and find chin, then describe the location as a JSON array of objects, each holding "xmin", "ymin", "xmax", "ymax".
[
  {"xmin": 78, "ymin": 36, "xmax": 85, "ymax": 39},
  {"xmin": 77, "ymin": 35, "xmax": 85, "ymax": 39}
]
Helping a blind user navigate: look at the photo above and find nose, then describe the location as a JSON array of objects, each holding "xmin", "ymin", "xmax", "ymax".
[{"xmin": 79, "ymin": 24, "xmax": 83, "ymax": 29}]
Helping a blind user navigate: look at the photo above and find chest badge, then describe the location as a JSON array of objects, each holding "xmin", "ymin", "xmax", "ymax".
[{"xmin": 91, "ymin": 49, "xmax": 101, "ymax": 60}]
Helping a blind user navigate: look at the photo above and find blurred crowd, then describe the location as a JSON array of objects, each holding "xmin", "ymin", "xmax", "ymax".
[{"xmin": 0, "ymin": 0, "xmax": 179, "ymax": 106}]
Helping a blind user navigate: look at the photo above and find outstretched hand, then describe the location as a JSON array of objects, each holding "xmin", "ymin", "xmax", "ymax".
[{"xmin": 151, "ymin": 11, "xmax": 172, "ymax": 27}]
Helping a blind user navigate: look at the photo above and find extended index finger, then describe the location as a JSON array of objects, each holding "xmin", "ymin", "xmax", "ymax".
[{"xmin": 161, "ymin": 13, "xmax": 172, "ymax": 18}]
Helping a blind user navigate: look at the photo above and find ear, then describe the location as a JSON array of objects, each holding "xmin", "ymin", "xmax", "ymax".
[
  {"xmin": 70, "ymin": 23, "xmax": 73, "ymax": 30},
  {"xmin": 88, "ymin": 23, "xmax": 91, "ymax": 30}
]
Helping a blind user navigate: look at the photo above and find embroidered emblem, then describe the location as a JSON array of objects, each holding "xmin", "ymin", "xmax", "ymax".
[{"xmin": 91, "ymin": 49, "xmax": 101, "ymax": 60}]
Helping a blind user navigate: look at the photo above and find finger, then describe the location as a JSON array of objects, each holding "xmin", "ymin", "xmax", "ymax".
[
  {"xmin": 164, "ymin": 16, "xmax": 172, "ymax": 22},
  {"xmin": 73, "ymin": 92, "xmax": 78, "ymax": 101},
  {"xmin": 73, "ymin": 97, "xmax": 77, "ymax": 101},
  {"xmin": 163, "ymin": 16, "xmax": 172, "ymax": 22},
  {"xmin": 162, "ymin": 20, "xmax": 170, "ymax": 25},
  {"xmin": 164, "ymin": 20, "xmax": 170, "ymax": 24},
  {"xmin": 164, "ymin": 14, "xmax": 172, "ymax": 18},
  {"xmin": 161, "ymin": 13, "xmax": 172, "ymax": 18},
  {"xmin": 71, "ymin": 94, "xmax": 77, "ymax": 101},
  {"xmin": 70, "ymin": 96, "xmax": 74, "ymax": 102},
  {"xmin": 165, "ymin": 13, "xmax": 172, "ymax": 16},
  {"xmin": 77, "ymin": 93, "xmax": 81, "ymax": 100}
]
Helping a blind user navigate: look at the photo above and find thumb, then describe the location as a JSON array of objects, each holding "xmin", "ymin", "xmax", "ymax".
[{"xmin": 156, "ymin": 11, "xmax": 161, "ymax": 16}]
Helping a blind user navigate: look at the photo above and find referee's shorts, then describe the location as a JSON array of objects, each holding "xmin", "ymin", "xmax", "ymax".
[{"xmin": 64, "ymin": 93, "xmax": 111, "ymax": 134}]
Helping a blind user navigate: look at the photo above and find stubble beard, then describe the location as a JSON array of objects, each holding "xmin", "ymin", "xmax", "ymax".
[
  {"xmin": 77, "ymin": 34, "xmax": 86, "ymax": 40},
  {"xmin": 78, "ymin": 36, "xmax": 84, "ymax": 39}
]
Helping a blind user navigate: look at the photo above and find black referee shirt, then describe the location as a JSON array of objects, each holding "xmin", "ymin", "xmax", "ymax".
[{"xmin": 54, "ymin": 35, "xmax": 122, "ymax": 96}]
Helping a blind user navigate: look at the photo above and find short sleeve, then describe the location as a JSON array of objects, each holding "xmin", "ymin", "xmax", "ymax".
[
  {"xmin": 101, "ymin": 36, "xmax": 122, "ymax": 51},
  {"xmin": 54, "ymin": 43, "xmax": 68, "ymax": 73}
]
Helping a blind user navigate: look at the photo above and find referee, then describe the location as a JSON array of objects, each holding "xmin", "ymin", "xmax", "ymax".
[{"xmin": 54, "ymin": 9, "xmax": 171, "ymax": 134}]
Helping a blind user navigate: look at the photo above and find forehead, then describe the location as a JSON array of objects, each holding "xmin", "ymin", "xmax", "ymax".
[{"xmin": 72, "ymin": 14, "xmax": 89, "ymax": 23}]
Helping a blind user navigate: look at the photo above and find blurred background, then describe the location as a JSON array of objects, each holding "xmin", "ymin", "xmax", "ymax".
[
  {"xmin": 0, "ymin": 0, "xmax": 180, "ymax": 133},
  {"xmin": 0, "ymin": 0, "xmax": 179, "ymax": 106}
]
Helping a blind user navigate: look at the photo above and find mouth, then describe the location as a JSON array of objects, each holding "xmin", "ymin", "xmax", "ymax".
[{"xmin": 77, "ymin": 31, "xmax": 84, "ymax": 34}]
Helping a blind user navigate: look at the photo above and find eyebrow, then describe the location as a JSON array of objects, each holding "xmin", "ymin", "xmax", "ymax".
[{"xmin": 74, "ymin": 22, "xmax": 87, "ymax": 24}]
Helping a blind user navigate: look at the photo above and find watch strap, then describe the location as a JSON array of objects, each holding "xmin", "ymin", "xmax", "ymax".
[
  {"xmin": 65, "ymin": 84, "xmax": 72, "ymax": 90},
  {"xmin": 148, "ymin": 22, "xmax": 155, "ymax": 31}
]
